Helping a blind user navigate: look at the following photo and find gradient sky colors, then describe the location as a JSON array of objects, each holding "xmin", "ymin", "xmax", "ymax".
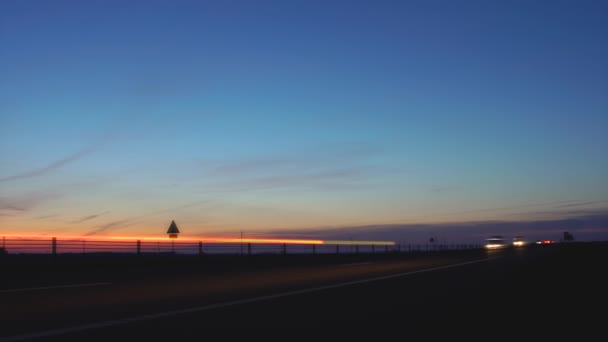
[{"xmin": 1, "ymin": 0, "xmax": 607, "ymax": 244}]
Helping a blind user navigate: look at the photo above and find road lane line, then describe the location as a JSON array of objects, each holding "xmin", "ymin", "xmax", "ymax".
[
  {"xmin": 0, "ymin": 283, "xmax": 112, "ymax": 294},
  {"xmin": 0, "ymin": 258, "xmax": 488, "ymax": 342}
]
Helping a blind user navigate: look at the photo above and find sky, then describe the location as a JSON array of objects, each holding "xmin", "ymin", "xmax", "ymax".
[{"xmin": 1, "ymin": 0, "xmax": 607, "ymax": 244}]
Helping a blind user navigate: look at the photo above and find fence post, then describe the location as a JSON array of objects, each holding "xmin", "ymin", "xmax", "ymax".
[
  {"xmin": 137, "ymin": 240, "xmax": 141, "ymax": 255},
  {"xmin": 198, "ymin": 241, "xmax": 203, "ymax": 256},
  {"xmin": 385, "ymin": 245, "xmax": 389, "ymax": 253},
  {"xmin": 372, "ymin": 245, "xmax": 375, "ymax": 255},
  {"xmin": 282, "ymin": 243, "xmax": 287, "ymax": 255},
  {"xmin": 312, "ymin": 244, "xmax": 316, "ymax": 256},
  {"xmin": 356, "ymin": 245, "xmax": 359, "ymax": 254},
  {"xmin": 336, "ymin": 244, "xmax": 339, "ymax": 254},
  {"xmin": 248, "ymin": 243, "xmax": 251, "ymax": 256},
  {"xmin": 82, "ymin": 240, "xmax": 86, "ymax": 255}
]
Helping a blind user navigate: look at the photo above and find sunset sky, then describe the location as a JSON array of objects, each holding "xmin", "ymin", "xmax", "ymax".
[{"xmin": 1, "ymin": 0, "xmax": 607, "ymax": 243}]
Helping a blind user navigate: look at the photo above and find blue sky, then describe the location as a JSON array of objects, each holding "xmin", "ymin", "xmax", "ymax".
[{"xmin": 1, "ymin": 0, "xmax": 607, "ymax": 243}]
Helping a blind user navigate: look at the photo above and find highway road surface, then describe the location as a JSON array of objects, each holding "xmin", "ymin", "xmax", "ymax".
[{"xmin": 1, "ymin": 243, "xmax": 606, "ymax": 340}]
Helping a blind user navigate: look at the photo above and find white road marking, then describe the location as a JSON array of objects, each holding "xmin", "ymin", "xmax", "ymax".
[
  {"xmin": 0, "ymin": 283, "xmax": 112, "ymax": 294},
  {"xmin": 0, "ymin": 258, "xmax": 488, "ymax": 342}
]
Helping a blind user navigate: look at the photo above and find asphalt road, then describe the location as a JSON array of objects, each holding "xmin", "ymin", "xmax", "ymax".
[{"xmin": 1, "ymin": 243, "xmax": 606, "ymax": 340}]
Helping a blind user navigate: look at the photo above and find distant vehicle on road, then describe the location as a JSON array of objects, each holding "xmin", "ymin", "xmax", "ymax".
[
  {"xmin": 512, "ymin": 236, "xmax": 526, "ymax": 247},
  {"xmin": 485, "ymin": 236, "xmax": 507, "ymax": 249}
]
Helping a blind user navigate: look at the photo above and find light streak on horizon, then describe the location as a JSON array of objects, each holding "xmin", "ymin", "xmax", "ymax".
[
  {"xmin": 0, "ymin": 234, "xmax": 322, "ymax": 244},
  {"xmin": 324, "ymin": 240, "xmax": 395, "ymax": 246},
  {"xmin": 0, "ymin": 234, "xmax": 395, "ymax": 245}
]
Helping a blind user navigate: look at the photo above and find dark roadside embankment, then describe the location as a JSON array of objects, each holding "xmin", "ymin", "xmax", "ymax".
[{"xmin": 0, "ymin": 248, "xmax": 487, "ymax": 289}]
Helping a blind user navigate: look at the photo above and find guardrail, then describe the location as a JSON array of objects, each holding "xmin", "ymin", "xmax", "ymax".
[{"xmin": 0, "ymin": 236, "xmax": 482, "ymax": 256}]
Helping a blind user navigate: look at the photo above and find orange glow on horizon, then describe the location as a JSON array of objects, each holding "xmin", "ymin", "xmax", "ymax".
[
  {"xmin": 0, "ymin": 234, "xmax": 324, "ymax": 244},
  {"xmin": 0, "ymin": 234, "xmax": 395, "ymax": 245}
]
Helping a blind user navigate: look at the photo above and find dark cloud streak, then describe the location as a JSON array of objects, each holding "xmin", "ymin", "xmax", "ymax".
[
  {"xmin": 84, "ymin": 219, "xmax": 135, "ymax": 236},
  {"xmin": 554, "ymin": 201, "xmax": 607, "ymax": 208},
  {"xmin": 0, "ymin": 192, "xmax": 59, "ymax": 213},
  {"xmin": 0, "ymin": 136, "xmax": 109, "ymax": 183},
  {"xmin": 71, "ymin": 211, "xmax": 110, "ymax": 224}
]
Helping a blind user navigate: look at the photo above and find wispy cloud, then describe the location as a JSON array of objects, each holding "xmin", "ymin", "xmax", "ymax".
[
  {"xmin": 0, "ymin": 192, "xmax": 59, "ymax": 213},
  {"xmin": 0, "ymin": 203, "xmax": 26, "ymax": 212},
  {"xmin": 202, "ymin": 168, "xmax": 367, "ymax": 193},
  {"xmin": 71, "ymin": 211, "xmax": 110, "ymax": 224},
  {"xmin": 85, "ymin": 219, "xmax": 135, "ymax": 236},
  {"xmin": 0, "ymin": 135, "xmax": 110, "ymax": 183},
  {"xmin": 194, "ymin": 145, "xmax": 392, "ymax": 193},
  {"xmin": 149, "ymin": 200, "xmax": 214, "ymax": 216},
  {"xmin": 204, "ymin": 158, "xmax": 295, "ymax": 177},
  {"xmin": 554, "ymin": 201, "xmax": 607, "ymax": 208}
]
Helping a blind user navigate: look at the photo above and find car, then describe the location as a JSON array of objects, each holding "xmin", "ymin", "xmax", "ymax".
[
  {"xmin": 512, "ymin": 236, "xmax": 526, "ymax": 247},
  {"xmin": 485, "ymin": 236, "xmax": 507, "ymax": 249}
]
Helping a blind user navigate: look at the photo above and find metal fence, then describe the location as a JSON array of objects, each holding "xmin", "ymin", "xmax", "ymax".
[{"xmin": 0, "ymin": 236, "xmax": 482, "ymax": 256}]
